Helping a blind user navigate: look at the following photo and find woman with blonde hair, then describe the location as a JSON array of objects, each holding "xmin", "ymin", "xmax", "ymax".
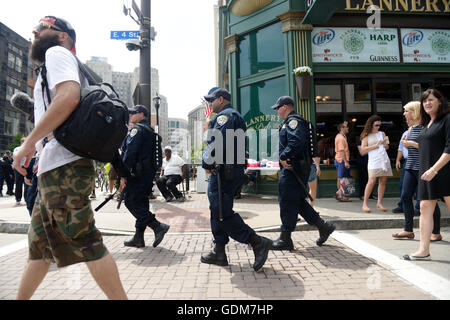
[
  {"xmin": 359, "ymin": 115, "xmax": 392, "ymax": 213},
  {"xmin": 392, "ymin": 101, "xmax": 441, "ymax": 240},
  {"xmin": 404, "ymin": 88, "xmax": 450, "ymax": 261}
]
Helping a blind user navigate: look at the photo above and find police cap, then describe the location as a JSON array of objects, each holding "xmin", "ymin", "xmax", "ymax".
[
  {"xmin": 128, "ymin": 105, "xmax": 149, "ymax": 118},
  {"xmin": 271, "ymin": 96, "xmax": 295, "ymax": 110},
  {"xmin": 204, "ymin": 88, "xmax": 231, "ymax": 102}
]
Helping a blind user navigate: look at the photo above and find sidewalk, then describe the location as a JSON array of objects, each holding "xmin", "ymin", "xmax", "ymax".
[
  {"xmin": 0, "ymin": 187, "xmax": 448, "ymax": 234},
  {"xmin": 0, "ymin": 231, "xmax": 438, "ymax": 300},
  {"xmin": 1, "ymin": 188, "xmax": 449, "ymax": 300}
]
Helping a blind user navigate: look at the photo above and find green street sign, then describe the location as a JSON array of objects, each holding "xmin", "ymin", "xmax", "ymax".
[{"xmin": 302, "ymin": 0, "xmax": 345, "ymax": 24}]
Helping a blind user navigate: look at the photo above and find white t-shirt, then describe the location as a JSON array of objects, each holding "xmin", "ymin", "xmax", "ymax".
[
  {"xmin": 33, "ymin": 46, "xmax": 88, "ymax": 176},
  {"xmin": 162, "ymin": 154, "xmax": 185, "ymax": 176}
]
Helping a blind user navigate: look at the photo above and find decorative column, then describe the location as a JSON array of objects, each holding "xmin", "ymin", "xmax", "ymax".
[
  {"xmin": 224, "ymin": 34, "xmax": 239, "ymax": 107},
  {"xmin": 277, "ymin": 11, "xmax": 315, "ymax": 123}
]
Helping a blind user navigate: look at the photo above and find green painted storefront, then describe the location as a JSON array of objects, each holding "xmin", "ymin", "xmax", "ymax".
[{"xmin": 218, "ymin": 0, "xmax": 450, "ymax": 197}]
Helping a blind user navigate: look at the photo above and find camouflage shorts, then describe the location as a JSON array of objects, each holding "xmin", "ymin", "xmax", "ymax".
[{"xmin": 28, "ymin": 158, "xmax": 108, "ymax": 268}]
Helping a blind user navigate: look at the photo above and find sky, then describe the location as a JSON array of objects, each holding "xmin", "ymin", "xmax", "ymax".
[{"xmin": 0, "ymin": 0, "xmax": 218, "ymax": 120}]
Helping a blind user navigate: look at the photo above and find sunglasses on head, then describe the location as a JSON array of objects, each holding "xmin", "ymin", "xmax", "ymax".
[{"xmin": 35, "ymin": 21, "xmax": 63, "ymax": 32}]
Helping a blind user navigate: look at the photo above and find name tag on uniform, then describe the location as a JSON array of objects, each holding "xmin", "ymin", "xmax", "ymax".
[
  {"xmin": 288, "ymin": 120, "xmax": 298, "ymax": 130},
  {"xmin": 217, "ymin": 115, "xmax": 228, "ymax": 126}
]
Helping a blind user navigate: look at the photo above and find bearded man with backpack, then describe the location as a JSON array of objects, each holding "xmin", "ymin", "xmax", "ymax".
[
  {"xmin": 120, "ymin": 105, "xmax": 170, "ymax": 249},
  {"xmin": 13, "ymin": 16, "xmax": 127, "ymax": 300}
]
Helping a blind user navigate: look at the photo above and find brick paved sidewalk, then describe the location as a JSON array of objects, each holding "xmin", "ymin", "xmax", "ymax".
[{"xmin": 0, "ymin": 231, "xmax": 433, "ymax": 300}]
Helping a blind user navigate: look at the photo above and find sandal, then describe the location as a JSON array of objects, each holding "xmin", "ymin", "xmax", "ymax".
[
  {"xmin": 392, "ymin": 232, "xmax": 414, "ymax": 239},
  {"xmin": 431, "ymin": 234, "xmax": 443, "ymax": 242},
  {"xmin": 362, "ymin": 207, "xmax": 371, "ymax": 213}
]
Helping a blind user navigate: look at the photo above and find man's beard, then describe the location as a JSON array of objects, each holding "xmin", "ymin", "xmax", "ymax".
[{"xmin": 30, "ymin": 33, "xmax": 60, "ymax": 63}]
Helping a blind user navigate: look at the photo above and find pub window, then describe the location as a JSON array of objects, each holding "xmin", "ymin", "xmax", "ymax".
[
  {"xmin": 238, "ymin": 22, "xmax": 285, "ymax": 78},
  {"xmin": 375, "ymin": 82, "xmax": 402, "ymax": 113},
  {"xmin": 239, "ymin": 76, "xmax": 285, "ymax": 161},
  {"xmin": 345, "ymin": 82, "xmax": 371, "ymax": 113},
  {"xmin": 345, "ymin": 81, "xmax": 372, "ymax": 161},
  {"xmin": 375, "ymin": 82, "xmax": 403, "ymax": 159},
  {"xmin": 315, "ymin": 84, "xmax": 343, "ymax": 163}
]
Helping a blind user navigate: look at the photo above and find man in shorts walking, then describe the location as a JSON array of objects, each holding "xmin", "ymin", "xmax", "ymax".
[
  {"xmin": 13, "ymin": 16, "xmax": 127, "ymax": 300},
  {"xmin": 334, "ymin": 121, "xmax": 352, "ymax": 202}
]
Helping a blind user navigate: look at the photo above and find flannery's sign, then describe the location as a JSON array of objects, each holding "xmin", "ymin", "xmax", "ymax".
[{"xmin": 344, "ymin": 0, "xmax": 450, "ymax": 13}]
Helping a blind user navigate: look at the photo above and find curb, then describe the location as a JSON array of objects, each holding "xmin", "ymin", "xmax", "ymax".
[
  {"xmin": 0, "ymin": 221, "xmax": 134, "ymax": 236},
  {"xmin": 2, "ymin": 218, "xmax": 449, "ymax": 236},
  {"xmin": 256, "ymin": 217, "xmax": 450, "ymax": 232}
]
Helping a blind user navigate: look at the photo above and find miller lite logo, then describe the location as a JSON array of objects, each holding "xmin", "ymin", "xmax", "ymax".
[
  {"xmin": 402, "ymin": 30, "xmax": 423, "ymax": 47},
  {"xmin": 312, "ymin": 29, "xmax": 335, "ymax": 46}
]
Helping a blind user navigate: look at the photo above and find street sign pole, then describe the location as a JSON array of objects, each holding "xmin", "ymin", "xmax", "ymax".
[{"xmin": 139, "ymin": 0, "xmax": 151, "ymax": 124}]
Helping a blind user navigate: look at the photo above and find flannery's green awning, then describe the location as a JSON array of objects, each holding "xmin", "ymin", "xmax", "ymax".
[{"xmin": 302, "ymin": 0, "xmax": 345, "ymax": 24}]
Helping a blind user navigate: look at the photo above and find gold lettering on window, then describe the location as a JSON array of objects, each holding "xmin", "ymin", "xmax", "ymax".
[
  {"xmin": 346, "ymin": 0, "xmax": 360, "ymax": 9},
  {"xmin": 361, "ymin": 0, "xmax": 375, "ymax": 10},
  {"xmin": 394, "ymin": 0, "xmax": 409, "ymax": 11},
  {"xmin": 425, "ymin": 0, "xmax": 439, "ymax": 11},
  {"xmin": 380, "ymin": 0, "xmax": 393, "ymax": 10},
  {"xmin": 411, "ymin": 0, "xmax": 425, "ymax": 11}
]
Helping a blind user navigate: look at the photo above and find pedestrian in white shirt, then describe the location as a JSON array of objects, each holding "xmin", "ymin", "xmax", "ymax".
[{"xmin": 156, "ymin": 146, "xmax": 186, "ymax": 202}]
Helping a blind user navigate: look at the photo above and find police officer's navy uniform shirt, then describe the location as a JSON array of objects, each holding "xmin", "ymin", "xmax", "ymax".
[
  {"xmin": 202, "ymin": 104, "xmax": 246, "ymax": 169},
  {"xmin": 121, "ymin": 119, "xmax": 155, "ymax": 173},
  {"xmin": 279, "ymin": 111, "xmax": 309, "ymax": 162}
]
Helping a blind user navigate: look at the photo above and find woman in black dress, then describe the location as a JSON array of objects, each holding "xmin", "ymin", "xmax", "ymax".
[{"xmin": 403, "ymin": 89, "xmax": 450, "ymax": 261}]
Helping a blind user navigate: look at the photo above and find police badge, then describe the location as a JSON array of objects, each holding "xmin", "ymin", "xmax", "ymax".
[
  {"xmin": 217, "ymin": 115, "xmax": 228, "ymax": 126},
  {"xmin": 288, "ymin": 119, "xmax": 298, "ymax": 130}
]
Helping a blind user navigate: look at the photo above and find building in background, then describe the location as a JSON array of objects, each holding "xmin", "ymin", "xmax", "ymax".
[
  {"xmin": 86, "ymin": 57, "xmax": 133, "ymax": 108},
  {"xmin": 0, "ymin": 22, "xmax": 33, "ymax": 151},
  {"xmin": 131, "ymin": 67, "xmax": 168, "ymax": 146},
  {"xmin": 217, "ymin": 0, "xmax": 450, "ymax": 196},
  {"xmin": 167, "ymin": 117, "xmax": 189, "ymax": 161},
  {"xmin": 187, "ymin": 103, "xmax": 208, "ymax": 164},
  {"xmin": 112, "ymin": 71, "xmax": 132, "ymax": 108},
  {"xmin": 85, "ymin": 56, "xmax": 112, "ymax": 83},
  {"xmin": 86, "ymin": 58, "xmax": 169, "ymax": 145}
]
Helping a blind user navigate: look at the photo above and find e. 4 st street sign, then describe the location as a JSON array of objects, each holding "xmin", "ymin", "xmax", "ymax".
[{"xmin": 110, "ymin": 31, "xmax": 140, "ymax": 40}]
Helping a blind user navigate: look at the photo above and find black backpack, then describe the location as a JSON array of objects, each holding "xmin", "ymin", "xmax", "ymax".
[{"xmin": 40, "ymin": 56, "xmax": 129, "ymax": 163}]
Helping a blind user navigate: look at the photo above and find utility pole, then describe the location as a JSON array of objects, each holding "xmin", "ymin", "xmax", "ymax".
[
  {"xmin": 124, "ymin": 0, "xmax": 156, "ymax": 124},
  {"xmin": 139, "ymin": 0, "xmax": 151, "ymax": 123}
]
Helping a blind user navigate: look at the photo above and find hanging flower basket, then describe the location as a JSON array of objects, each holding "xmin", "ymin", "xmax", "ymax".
[{"xmin": 293, "ymin": 66, "xmax": 312, "ymax": 100}]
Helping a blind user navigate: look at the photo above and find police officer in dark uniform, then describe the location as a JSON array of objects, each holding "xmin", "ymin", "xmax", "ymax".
[
  {"xmin": 271, "ymin": 96, "xmax": 336, "ymax": 250},
  {"xmin": 2, "ymin": 152, "xmax": 15, "ymax": 196},
  {"xmin": 200, "ymin": 88, "xmax": 272, "ymax": 272},
  {"xmin": 120, "ymin": 105, "xmax": 170, "ymax": 248}
]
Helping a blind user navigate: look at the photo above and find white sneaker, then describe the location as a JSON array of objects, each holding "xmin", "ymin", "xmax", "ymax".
[{"xmin": 15, "ymin": 201, "xmax": 21, "ymax": 206}]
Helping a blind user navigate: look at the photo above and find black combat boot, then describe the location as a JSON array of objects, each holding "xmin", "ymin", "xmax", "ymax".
[
  {"xmin": 200, "ymin": 243, "xmax": 228, "ymax": 266},
  {"xmin": 148, "ymin": 220, "xmax": 170, "ymax": 247},
  {"xmin": 315, "ymin": 218, "xmax": 336, "ymax": 246},
  {"xmin": 270, "ymin": 231, "xmax": 294, "ymax": 251},
  {"xmin": 201, "ymin": 243, "xmax": 228, "ymax": 266},
  {"xmin": 248, "ymin": 234, "xmax": 272, "ymax": 272},
  {"xmin": 124, "ymin": 228, "xmax": 146, "ymax": 248}
]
